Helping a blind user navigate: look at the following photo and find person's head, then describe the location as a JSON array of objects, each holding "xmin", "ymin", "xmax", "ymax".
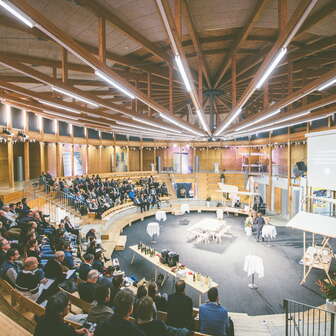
[
  {"xmin": 63, "ymin": 242, "xmax": 71, "ymax": 251},
  {"xmin": 113, "ymin": 289, "xmax": 134, "ymax": 319},
  {"xmin": 147, "ymin": 281, "xmax": 157, "ymax": 299},
  {"xmin": 0, "ymin": 238, "xmax": 10, "ymax": 252},
  {"xmin": 95, "ymin": 285, "xmax": 110, "ymax": 306},
  {"xmin": 94, "ymin": 250, "xmax": 103, "ymax": 260},
  {"xmin": 7, "ymin": 248, "xmax": 20, "ymax": 262},
  {"xmin": 207, "ymin": 287, "xmax": 219, "ymax": 303},
  {"xmin": 26, "ymin": 239, "xmax": 38, "ymax": 250},
  {"xmin": 257, "ymin": 211, "xmax": 262, "ymax": 217},
  {"xmin": 112, "ymin": 274, "xmax": 124, "ymax": 289},
  {"xmin": 87, "ymin": 269, "xmax": 99, "ymax": 284},
  {"xmin": 55, "ymin": 251, "xmax": 65, "ymax": 263},
  {"xmin": 175, "ymin": 280, "xmax": 186, "ymax": 294},
  {"xmin": 83, "ymin": 253, "xmax": 94, "ymax": 264},
  {"xmin": 24, "ymin": 257, "xmax": 38, "ymax": 271},
  {"xmin": 45, "ymin": 292, "xmax": 70, "ymax": 320},
  {"xmin": 136, "ymin": 284, "xmax": 148, "ymax": 299},
  {"xmin": 22, "ymin": 198, "xmax": 27, "ymax": 204},
  {"xmin": 136, "ymin": 296, "xmax": 154, "ymax": 323}
]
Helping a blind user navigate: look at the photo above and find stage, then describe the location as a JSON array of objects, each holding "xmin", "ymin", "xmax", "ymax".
[{"xmin": 112, "ymin": 212, "xmax": 330, "ymax": 315}]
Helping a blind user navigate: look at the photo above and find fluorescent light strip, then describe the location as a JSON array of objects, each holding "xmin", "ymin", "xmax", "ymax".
[
  {"xmin": 256, "ymin": 48, "xmax": 287, "ymax": 89},
  {"xmin": 131, "ymin": 117, "xmax": 182, "ymax": 133},
  {"xmin": 44, "ymin": 110, "xmax": 79, "ymax": 121},
  {"xmin": 214, "ymin": 108, "xmax": 242, "ymax": 135},
  {"xmin": 175, "ymin": 55, "xmax": 191, "ymax": 92},
  {"xmin": 318, "ymin": 77, "xmax": 336, "ymax": 91},
  {"xmin": 95, "ymin": 70, "xmax": 135, "ymax": 99},
  {"xmin": 38, "ymin": 100, "xmax": 82, "ymax": 114},
  {"xmin": 115, "ymin": 121, "xmax": 178, "ymax": 135},
  {"xmin": 0, "ymin": 0, "xmax": 35, "ymax": 28},
  {"xmin": 236, "ymin": 109, "xmax": 281, "ymax": 131},
  {"xmin": 160, "ymin": 113, "xmax": 204, "ymax": 137},
  {"xmin": 52, "ymin": 87, "xmax": 99, "ymax": 108},
  {"xmin": 195, "ymin": 109, "xmax": 209, "ymax": 132}
]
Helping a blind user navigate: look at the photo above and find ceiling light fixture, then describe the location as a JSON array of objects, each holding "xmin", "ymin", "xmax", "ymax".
[
  {"xmin": 236, "ymin": 109, "xmax": 281, "ymax": 131},
  {"xmin": 256, "ymin": 48, "xmax": 287, "ymax": 89},
  {"xmin": 0, "ymin": 0, "xmax": 35, "ymax": 28},
  {"xmin": 214, "ymin": 108, "xmax": 242, "ymax": 135},
  {"xmin": 175, "ymin": 55, "xmax": 191, "ymax": 92},
  {"xmin": 95, "ymin": 70, "xmax": 135, "ymax": 99},
  {"xmin": 160, "ymin": 113, "xmax": 204, "ymax": 137},
  {"xmin": 52, "ymin": 87, "xmax": 99, "ymax": 108},
  {"xmin": 318, "ymin": 77, "xmax": 336, "ymax": 91},
  {"xmin": 131, "ymin": 117, "xmax": 181, "ymax": 133},
  {"xmin": 115, "ymin": 121, "xmax": 177, "ymax": 135},
  {"xmin": 38, "ymin": 100, "xmax": 82, "ymax": 114}
]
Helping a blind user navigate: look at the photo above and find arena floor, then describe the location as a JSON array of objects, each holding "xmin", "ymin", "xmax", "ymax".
[{"xmin": 112, "ymin": 212, "xmax": 328, "ymax": 315}]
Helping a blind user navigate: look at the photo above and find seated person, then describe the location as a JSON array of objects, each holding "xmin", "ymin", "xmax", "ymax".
[
  {"xmin": 15, "ymin": 257, "xmax": 46, "ymax": 302},
  {"xmin": 0, "ymin": 247, "xmax": 21, "ymax": 284},
  {"xmin": 0, "ymin": 238, "xmax": 11, "ymax": 265},
  {"xmin": 233, "ymin": 199, "xmax": 241, "ymax": 208},
  {"xmin": 87, "ymin": 285, "xmax": 114, "ymax": 324},
  {"xmin": 44, "ymin": 251, "xmax": 68, "ymax": 283},
  {"xmin": 199, "ymin": 287, "xmax": 229, "ymax": 336},
  {"xmin": 167, "ymin": 280, "xmax": 193, "ymax": 329},
  {"xmin": 136, "ymin": 296, "xmax": 192, "ymax": 336},
  {"xmin": 78, "ymin": 253, "xmax": 94, "ymax": 281},
  {"xmin": 95, "ymin": 289, "xmax": 145, "ymax": 336},
  {"xmin": 34, "ymin": 291, "xmax": 92, "ymax": 336},
  {"xmin": 78, "ymin": 269, "xmax": 99, "ymax": 303},
  {"xmin": 109, "ymin": 272, "xmax": 124, "ymax": 307}
]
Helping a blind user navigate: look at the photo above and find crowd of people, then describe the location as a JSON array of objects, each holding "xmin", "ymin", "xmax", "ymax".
[
  {"xmin": 0, "ymin": 195, "xmax": 232, "ymax": 336},
  {"xmin": 40, "ymin": 173, "xmax": 169, "ymax": 217}
]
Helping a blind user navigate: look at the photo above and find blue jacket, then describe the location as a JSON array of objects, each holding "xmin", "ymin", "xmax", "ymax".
[{"xmin": 199, "ymin": 302, "xmax": 229, "ymax": 336}]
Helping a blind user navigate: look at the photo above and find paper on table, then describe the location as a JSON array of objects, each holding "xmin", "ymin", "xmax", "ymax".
[
  {"xmin": 66, "ymin": 269, "xmax": 76, "ymax": 279},
  {"xmin": 41, "ymin": 279, "xmax": 55, "ymax": 290}
]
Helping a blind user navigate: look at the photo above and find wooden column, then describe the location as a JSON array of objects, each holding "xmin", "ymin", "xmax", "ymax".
[
  {"xmin": 287, "ymin": 140, "xmax": 292, "ymax": 217},
  {"xmin": 23, "ymin": 141, "xmax": 30, "ymax": 181},
  {"xmin": 127, "ymin": 146, "xmax": 130, "ymax": 172},
  {"xmin": 267, "ymin": 142, "xmax": 273, "ymax": 209},
  {"xmin": 7, "ymin": 141, "xmax": 14, "ymax": 188},
  {"xmin": 98, "ymin": 16, "xmax": 106, "ymax": 63},
  {"xmin": 140, "ymin": 146, "xmax": 143, "ymax": 171},
  {"xmin": 86, "ymin": 145, "xmax": 90, "ymax": 174},
  {"xmin": 206, "ymin": 147, "xmax": 209, "ymax": 171},
  {"xmin": 231, "ymin": 55, "xmax": 237, "ymax": 106},
  {"xmin": 114, "ymin": 145, "xmax": 117, "ymax": 172},
  {"xmin": 71, "ymin": 144, "xmax": 75, "ymax": 176},
  {"xmin": 55, "ymin": 143, "xmax": 61, "ymax": 177},
  {"xmin": 39, "ymin": 142, "xmax": 45, "ymax": 174},
  {"xmin": 153, "ymin": 147, "xmax": 157, "ymax": 171},
  {"xmin": 193, "ymin": 147, "xmax": 196, "ymax": 172}
]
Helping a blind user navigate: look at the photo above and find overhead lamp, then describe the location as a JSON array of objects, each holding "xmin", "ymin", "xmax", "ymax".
[
  {"xmin": 115, "ymin": 121, "xmax": 174, "ymax": 135},
  {"xmin": 52, "ymin": 87, "xmax": 99, "ymax": 108},
  {"xmin": 236, "ymin": 109, "xmax": 281, "ymax": 131},
  {"xmin": 131, "ymin": 116, "xmax": 182, "ymax": 133},
  {"xmin": 95, "ymin": 70, "xmax": 135, "ymax": 99},
  {"xmin": 38, "ymin": 100, "xmax": 82, "ymax": 114},
  {"xmin": 175, "ymin": 55, "xmax": 191, "ymax": 92},
  {"xmin": 214, "ymin": 108, "xmax": 242, "ymax": 135},
  {"xmin": 318, "ymin": 77, "xmax": 336, "ymax": 91},
  {"xmin": 256, "ymin": 48, "xmax": 287, "ymax": 89},
  {"xmin": 195, "ymin": 109, "xmax": 209, "ymax": 133},
  {"xmin": 160, "ymin": 113, "xmax": 204, "ymax": 137},
  {"xmin": 44, "ymin": 110, "xmax": 79, "ymax": 120},
  {"xmin": 0, "ymin": 0, "xmax": 35, "ymax": 28}
]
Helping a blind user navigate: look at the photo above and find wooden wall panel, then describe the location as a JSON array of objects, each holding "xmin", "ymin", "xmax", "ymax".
[
  {"xmin": 129, "ymin": 149, "xmax": 140, "ymax": 171},
  {"xmin": 143, "ymin": 150, "xmax": 154, "ymax": 171},
  {"xmin": 0, "ymin": 143, "xmax": 9, "ymax": 183},
  {"xmin": 100, "ymin": 146, "xmax": 113, "ymax": 173},
  {"xmin": 46, "ymin": 143, "xmax": 57, "ymax": 177},
  {"xmin": 29, "ymin": 143, "xmax": 41, "ymax": 179},
  {"xmin": 13, "ymin": 142, "xmax": 24, "ymax": 181},
  {"xmin": 274, "ymin": 187, "xmax": 282, "ymax": 214},
  {"xmin": 88, "ymin": 145, "xmax": 99, "ymax": 174},
  {"xmin": 291, "ymin": 144, "xmax": 307, "ymax": 174}
]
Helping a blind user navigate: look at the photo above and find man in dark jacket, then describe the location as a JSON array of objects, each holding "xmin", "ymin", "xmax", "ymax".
[
  {"xmin": 78, "ymin": 253, "xmax": 93, "ymax": 281},
  {"xmin": 167, "ymin": 280, "xmax": 193, "ymax": 329},
  {"xmin": 44, "ymin": 251, "xmax": 67, "ymax": 283}
]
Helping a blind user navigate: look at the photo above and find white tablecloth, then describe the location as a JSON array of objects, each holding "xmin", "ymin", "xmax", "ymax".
[
  {"xmin": 146, "ymin": 222, "xmax": 160, "ymax": 238},
  {"xmin": 155, "ymin": 210, "xmax": 167, "ymax": 222},
  {"xmin": 244, "ymin": 255, "xmax": 264, "ymax": 278},
  {"xmin": 262, "ymin": 225, "xmax": 277, "ymax": 239},
  {"xmin": 187, "ymin": 218, "xmax": 225, "ymax": 233},
  {"xmin": 216, "ymin": 209, "xmax": 224, "ymax": 220},
  {"xmin": 180, "ymin": 204, "xmax": 190, "ymax": 214}
]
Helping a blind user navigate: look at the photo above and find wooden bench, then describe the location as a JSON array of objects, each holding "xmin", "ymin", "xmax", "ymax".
[
  {"xmin": 59, "ymin": 287, "xmax": 92, "ymax": 314},
  {"xmin": 0, "ymin": 312, "xmax": 32, "ymax": 336}
]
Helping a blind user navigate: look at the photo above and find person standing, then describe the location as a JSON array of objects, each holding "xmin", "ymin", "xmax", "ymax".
[{"xmin": 254, "ymin": 211, "xmax": 265, "ymax": 242}]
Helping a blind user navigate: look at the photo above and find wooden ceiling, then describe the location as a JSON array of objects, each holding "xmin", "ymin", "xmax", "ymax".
[{"xmin": 0, "ymin": 0, "xmax": 335, "ymax": 140}]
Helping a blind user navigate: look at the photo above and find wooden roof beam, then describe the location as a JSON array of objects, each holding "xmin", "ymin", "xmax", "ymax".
[{"xmin": 213, "ymin": 0, "xmax": 270, "ymax": 88}]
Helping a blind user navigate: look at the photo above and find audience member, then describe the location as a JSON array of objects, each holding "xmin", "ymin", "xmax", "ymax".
[
  {"xmin": 44, "ymin": 251, "xmax": 68, "ymax": 283},
  {"xmin": 199, "ymin": 287, "xmax": 229, "ymax": 336},
  {"xmin": 94, "ymin": 289, "xmax": 145, "ymax": 336},
  {"xmin": 0, "ymin": 247, "xmax": 21, "ymax": 284},
  {"xmin": 167, "ymin": 280, "xmax": 193, "ymax": 329},
  {"xmin": 78, "ymin": 253, "xmax": 94, "ymax": 281},
  {"xmin": 78, "ymin": 269, "xmax": 99, "ymax": 303}
]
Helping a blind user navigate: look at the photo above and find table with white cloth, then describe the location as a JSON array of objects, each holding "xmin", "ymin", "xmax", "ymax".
[
  {"xmin": 216, "ymin": 209, "xmax": 224, "ymax": 220},
  {"xmin": 262, "ymin": 225, "xmax": 277, "ymax": 240},
  {"xmin": 187, "ymin": 218, "xmax": 225, "ymax": 234},
  {"xmin": 244, "ymin": 255, "xmax": 264, "ymax": 288},
  {"xmin": 155, "ymin": 210, "xmax": 167, "ymax": 222},
  {"xmin": 180, "ymin": 204, "xmax": 190, "ymax": 214},
  {"xmin": 146, "ymin": 222, "xmax": 160, "ymax": 242}
]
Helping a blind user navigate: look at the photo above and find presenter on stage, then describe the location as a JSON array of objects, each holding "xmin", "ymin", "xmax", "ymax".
[{"xmin": 254, "ymin": 212, "xmax": 265, "ymax": 242}]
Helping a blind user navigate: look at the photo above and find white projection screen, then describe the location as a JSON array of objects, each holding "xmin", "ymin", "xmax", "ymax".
[{"xmin": 307, "ymin": 130, "xmax": 336, "ymax": 190}]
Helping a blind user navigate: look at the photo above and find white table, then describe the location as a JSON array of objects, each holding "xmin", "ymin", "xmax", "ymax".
[
  {"xmin": 244, "ymin": 255, "xmax": 264, "ymax": 289},
  {"xmin": 155, "ymin": 210, "xmax": 167, "ymax": 222},
  {"xmin": 146, "ymin": 222, "xmax": 160, "ymax": 240},
  {"xmin": 180, "ymin": 204, "xmax": 190, "ymax": 214},
  {"xmin": 187, "ymin": 218, "xmax": 225, "ymax": 233},
  {"xmin": 262, "ymin": 225, "xmax": 277, "ymax": 240},
  {"xmin": 216, "ymin": 209, "xmax": 224, "ymax": 220}
]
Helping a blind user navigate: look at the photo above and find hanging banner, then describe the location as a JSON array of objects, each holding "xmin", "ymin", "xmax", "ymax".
[
  {"xmin": 62, "ymin": 152, "xmax": 72, "ymax": 177},
  {"xmin": 74, "ymin": 151, "xmax": 83, "ymax": 176}
]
